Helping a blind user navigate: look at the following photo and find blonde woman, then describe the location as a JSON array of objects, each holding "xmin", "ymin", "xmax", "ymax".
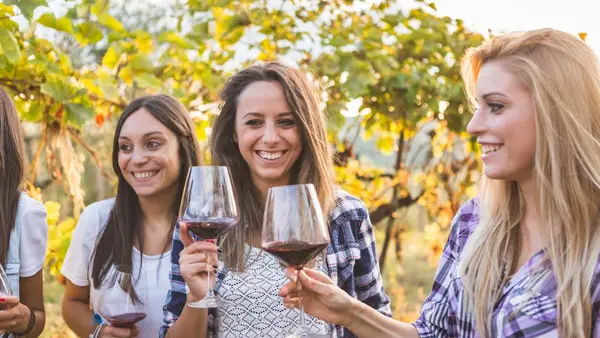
[{"xmin": 278, "ymin": 28, "xmax": 600, "ymax": 337}]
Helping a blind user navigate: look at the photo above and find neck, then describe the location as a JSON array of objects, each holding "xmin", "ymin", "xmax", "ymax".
[
  {"xmin": 517, "ymin": 176, "xmax": 544, "ymax": 258},
  {"xmin": 252, "ymin": 175, "xmax": 290, "ymax": 203},
  {"xmin": 138, "ymin": 187, "xmax": 177, "ymax": 229}
]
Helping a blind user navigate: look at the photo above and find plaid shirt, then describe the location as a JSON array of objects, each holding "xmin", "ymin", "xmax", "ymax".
[
  {"xmin": 413, "ymin": 198, "xmax": 600, "ymax": 337},
  {"xmin": 160, "ymin": 189, "xmax": 391, "ymax": 338}
]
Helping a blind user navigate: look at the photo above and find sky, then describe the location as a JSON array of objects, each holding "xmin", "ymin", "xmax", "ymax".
[{"xmin": 434, "ymin": 0, "xmax": 600, "ymax": 55}]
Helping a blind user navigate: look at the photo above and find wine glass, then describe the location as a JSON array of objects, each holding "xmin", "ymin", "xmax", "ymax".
[
  {"xmin": 261, "ymin": 184, "xmax": 331, "ymax": 338},
  {"xmin": 97, "ymin": 265, "xmax": 147, "ymax": 328},
  {"xmin": 0, "ymin": 264, "xmax": 13, "ymax": 334},
  {"xmin": 178, "ymin": 166, "xmax": 239, "ymax": 308}
]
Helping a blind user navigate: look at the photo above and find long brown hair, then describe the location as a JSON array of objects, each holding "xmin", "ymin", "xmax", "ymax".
[
  {"xmin": 211, "ymin": 62, "xmax": 335, "ymax": 271},
  {"xmin": 91, "ymin": 94, "xmax": 201, "ymax": 295},
  {"xmin": 459, "ymin": 29, "xmax": 600, "ymax": 336},
  {"xmin": 0, "ymin": 87, "xmax": 25, "ymax": 264}
]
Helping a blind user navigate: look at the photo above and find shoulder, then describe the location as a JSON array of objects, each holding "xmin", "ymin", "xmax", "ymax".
[
  {"xmin": 451, "ymin": 197, "xmax": 480, "ymax": 239},
  {"xmin": 327, "ymin": 188, "xmax": 370, "ymax": 226},
  {"xmin": 75, "ymin": 198, "xmax": 116, "ymax": 236},
  {"xmin": 18, "ymin": 193, "xmax": 46, "ymax": 216}
]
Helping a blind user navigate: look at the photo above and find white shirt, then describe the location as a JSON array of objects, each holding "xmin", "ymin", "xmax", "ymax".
[
  {"xmin": 19, "ymin": 193, "xmax": 48, "ymax": 277},
  {"xmin": 217, "ymin": 245, "xmax": 333, "ymax": 337},
  {"xmin": 61, "ymin": 199, "xmax": 171, "ymax": 338}
]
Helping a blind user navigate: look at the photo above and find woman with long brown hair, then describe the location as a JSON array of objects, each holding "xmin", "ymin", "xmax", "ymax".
[
  {"xmin": 61, "ymin": 94, "xmax": 201, "ymax": 338},
  {"xmin": 161, "ymin": 62, "xmax": 391, "ymax": 338},
  {"xmin": 0, "ymin": 87, "xmax": 47, "ymax": 337},
  {"xmin": 278, "ymin": 28, "xmax": 600, "ymax": 337}
]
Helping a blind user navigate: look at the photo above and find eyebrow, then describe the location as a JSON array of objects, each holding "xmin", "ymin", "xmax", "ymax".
[
  {"xmin": 119, "ymin": 131, "xmax": 166, "ymax": 140},
  {"xmin": 481, "ymin": 92, "xmax": 508, "ymax": 99},
  {"xmin": 243, "ymin": 112, "xmax": 293, "ymax": 118}
]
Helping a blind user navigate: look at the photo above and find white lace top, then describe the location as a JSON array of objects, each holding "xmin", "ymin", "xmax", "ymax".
[{"xmin": 217, "ymin": 245, "xmax": 333, "ymax": 337}]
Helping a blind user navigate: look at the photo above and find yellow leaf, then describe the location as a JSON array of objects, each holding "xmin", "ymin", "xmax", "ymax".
[{"xmin": 578, "ymin": 32, "xmax": 587, "ymax": 41}]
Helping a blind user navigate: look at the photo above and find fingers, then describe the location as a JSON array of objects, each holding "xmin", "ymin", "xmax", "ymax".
[
  {"xmin": 298, "ymin": 270, "xmax": 333, "ymax": 295},
  {"xmin": 102, "ymin": 325, "xmax": 139, "ymax": 338},
  {"xmin": 179, "ymin": 251, "xmax": 218, "ymax": 267},
  {"xmin": 283, "ymin": 296, "xmax": 300, "ymax": 309},
  {"xmin": 180, "ymin": 241, "xmax": 218, "ymax": 256},
  {"xmin": 179, "ymin": 222, "xmax": 194, "ymax": 247},
  {"xmin": 302, "ymin": 268, "xmax": 335, "ymax": 284},
  {"xmin": 278, "ymin": 281, "xmax": 298, "ymax": 297},
  {"xmin": 180, "ymin": 262, "xmax": 218, "ymax": 280},
  {"xmin": 0, "ymin": 296, "xmax": 19, "ymax": 307}
]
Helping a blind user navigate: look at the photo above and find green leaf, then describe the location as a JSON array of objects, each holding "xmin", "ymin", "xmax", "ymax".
[
  {"xmin": 65, "ymin": 103, "xmax": 95, "ymax": 128},
  {"xmin": 96, "ymin": 77, "xmax": 119, "ymax": 100},
  {"xmin": 134, "ymin": 73, "xmax": 161, "ymax": 89},
  {"xmin": 158, "ymin": 32, "xmax": 198, "ymax": 49},
  {"xmin": 41, "ymin": 78, "xmax": 75, "ymax": 102},
  {"xmin": 130, "ymin": 54, "xmax": 153, "ymax": 72},
  {"xmin": 37, "ymin": 13, "xmax": 74, "ymax": 33},
  {"xmin": 21, "ymin": 101, "xmax": 44, "ymax": 122},
  {"xmin": 74, "ymin": 22, "xmax": 103, "ymax": 46},
  {"xmin": 3, "ymin": 0, "xmax": 46, "ymax": 20},
  {"xmin": 0, "ymin": 28, "xmax": 21, "ymax": 64}
]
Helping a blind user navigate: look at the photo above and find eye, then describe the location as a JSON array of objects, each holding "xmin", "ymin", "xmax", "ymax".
[
  {"xmin": 147, "ymin": 141, "xmax": 161, "ymax": 149},
  {"xmin": 488, "ymin": 102, "xmax": 505, "ymax": 113},
  {"xmin": 119, "ymin": 144, "xmax": 132, "ymax": 152},
  {"xmin": 279, "ymin": 119, "xmax": 296, "ymax": 127},
  {"xmin": 245, "ymin": 119, "xmax": 263, "ymax": 126}
]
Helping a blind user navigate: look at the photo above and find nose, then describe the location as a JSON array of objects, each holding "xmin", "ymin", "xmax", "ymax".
[
  {"xmin": 466, "ymin": 108, "xmax": 487, "ymax": 136},
  {"xmin": 131, "ymin": 148, "xmax": 149, "ymax": 165},
  {"xmin": 261, "ymin": 122, "xmax": 281, "ymax": 145}
]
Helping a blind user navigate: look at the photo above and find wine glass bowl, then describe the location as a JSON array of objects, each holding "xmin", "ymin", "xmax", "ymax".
[{"xmin": 96, "ymin": 265, "xmax": 147, "ymax": 328}]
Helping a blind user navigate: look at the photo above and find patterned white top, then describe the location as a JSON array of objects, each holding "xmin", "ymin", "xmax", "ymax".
[{"xmin": 217, "ymin": 245, "xmax": 333, "ymax": 338}]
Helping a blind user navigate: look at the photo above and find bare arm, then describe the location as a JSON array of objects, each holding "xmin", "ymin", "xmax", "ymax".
[
  {"xmin": 164, "ymin": 297, "xmax": 209, "ymax": 338},
  {"xmin": 61, "ymin": 281, "xmax": 97, "ymax": 337},
  {"xmin": 0, "ymin": 271, "xmax": 47, "ymax": 337}
]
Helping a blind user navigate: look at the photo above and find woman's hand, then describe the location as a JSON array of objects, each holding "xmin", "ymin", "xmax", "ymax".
[
  {"xmin": 0, "ymin": 296, "xmax": 33, "ymax": 333},
  {"xmin": 278, "ymin": 268, "xmax": 358, "ymax": 327},
  {"xmin": 99, "ymin": 324, "xmax": 140, "ymax": 338},
  {"xmin": 179, "ymin": 223, "xmax": 219, "ymax": 302}
]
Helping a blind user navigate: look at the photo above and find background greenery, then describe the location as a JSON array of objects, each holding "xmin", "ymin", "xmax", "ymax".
[{"xmin": 0, "ymin": 0, "xmax": 488, "ymax": 336}]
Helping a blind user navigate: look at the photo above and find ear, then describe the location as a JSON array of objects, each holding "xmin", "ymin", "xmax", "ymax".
[{"xmin": 233, "ymin": 133, "xmax": 238, "ymax": 143}]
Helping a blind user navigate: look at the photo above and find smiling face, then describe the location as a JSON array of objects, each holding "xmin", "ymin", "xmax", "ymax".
[
  {"xmin": 117, "ymin": 108, "xmax": 182, "ymax": 198},
  {"xmin": 234, "ymin": 81, "xmax": 303, "ymax": 190},
  {"xmin": 466, "ymin": 61, "xmax": 537, "ymax": 182}
]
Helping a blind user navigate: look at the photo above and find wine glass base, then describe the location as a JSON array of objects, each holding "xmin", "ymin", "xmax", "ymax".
[{"xmin": 188, "ymin": 296, "xmax": 233, "ymax": 308}]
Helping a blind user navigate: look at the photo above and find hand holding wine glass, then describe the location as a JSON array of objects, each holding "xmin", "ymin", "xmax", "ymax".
[
  {"xmin": 177, "ymin": 166, "xmax": 239, "ymax": 308},
  {"xmin": 0, "ymin": 264, "xmax": 34, "ymax": 335},
  {"xmin": 96, "ymin": 265, "xmax": 146, "ymax": 337},
  {"xmin": 178, "ymin": 224, "xmax": 219, "ymax": 302},
  {"xmin": 261, "ymin": 184, "xmax": 331, "ymax": 338}
]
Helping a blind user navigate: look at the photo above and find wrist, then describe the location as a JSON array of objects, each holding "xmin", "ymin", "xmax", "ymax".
[
  {"xmin": 13, "ymin": 304, "xmax": 34, "ymax": 336},
  {"xmin": 342, "ymin": 297, "xmax": 362, "ymax": 329}
]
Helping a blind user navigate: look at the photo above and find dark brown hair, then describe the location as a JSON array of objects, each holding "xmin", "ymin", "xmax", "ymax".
[
  {"xmin": 0, "ymin": 87, "xmax": 25, "ymax": 264},
  {"xmin": 91, "ymin": 94, "xmax": 201, "ymax": 295},
  {"xmin": 211, "ymin": 62, "xmax": 335, "ymax": 271}
]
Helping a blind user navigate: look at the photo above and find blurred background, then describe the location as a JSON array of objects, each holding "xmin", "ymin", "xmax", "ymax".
[{"xmin": 0, "ymin": 0, "xmax": 594, "ymax": 336}]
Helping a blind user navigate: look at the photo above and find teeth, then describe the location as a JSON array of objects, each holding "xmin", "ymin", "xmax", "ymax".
[
  {"xmin": 258, "ymin": 151, "xmax": 283, "ymax": 160},
  {"xmin": 482, "ymin": 145, "xmax": 502, "ymax": 154},
  {"xmin": 133, "ymin": 171, "xmax": 158, "ymax": 179}
]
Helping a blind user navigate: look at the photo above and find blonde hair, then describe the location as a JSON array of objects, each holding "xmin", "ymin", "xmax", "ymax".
[{"xmin": 458, "ymin": 28, "xmax": 600, "ymax": 336}]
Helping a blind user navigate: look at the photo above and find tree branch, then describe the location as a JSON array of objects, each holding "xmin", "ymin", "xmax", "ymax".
[
  {"xmin": 67, "ymin": 128, "xmax": 114, "ymax": 181},
  {"xmin": 369, "ymin": 190, "xmax": 424, "ymax": 226}
]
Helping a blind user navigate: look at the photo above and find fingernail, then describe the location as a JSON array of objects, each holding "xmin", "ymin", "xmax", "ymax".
[
  {"xmin": 290, "ymin": 274, "xmax": 297, "ymax": 283},
  {"xmin": 0, "ymin": 298, "xmax": 6, "ymax": 303},
  {"xmin": 214, "ymin": 269, "xmax": 218, "ymax": 273},
  {"xmin": 212, "ymin": 264, "xmax": 218, "ymax": 269}
]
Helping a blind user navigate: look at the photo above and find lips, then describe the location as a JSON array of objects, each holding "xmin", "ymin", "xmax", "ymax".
[
  {"xmin": 256, "ymin": 150, "xmax": 287, "ymax": 160},
  {"xmin": 132, "ymin": 170, "xmax": 159, "ymax": 180}
]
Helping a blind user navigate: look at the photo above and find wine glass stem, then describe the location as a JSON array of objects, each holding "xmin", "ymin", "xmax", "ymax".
[
  {"xmin": 206, "ymin": 265, "xmax": 215, "ymax": 298},
  {"xmin": 298, "ymin": 269, "xmax": 307, "ymax": 329}
]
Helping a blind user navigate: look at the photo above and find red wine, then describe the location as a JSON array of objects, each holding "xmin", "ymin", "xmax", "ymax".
[
  {"xmin": 263, "ymin": 241, "xmax": 329, "ymax": 269},
  {"xmin": 180, "ymin": 218, "xmax": 236, "ymax": 239},
  {"xmin": 105, "ymin": 312, "xmax": 147, "ymax": 327}
]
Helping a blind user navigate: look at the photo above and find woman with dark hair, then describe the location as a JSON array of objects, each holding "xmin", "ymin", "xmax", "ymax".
[
  {"xmin": 61, "ymin": 94, "xmax": 201, "ymax": 338},
  {"xmin": 0, "ymin": 87, "xmax": 47, "ymax": 337},
  {"xmin": 161, "ymin": 62, "xmax": 391, "ymax": 338}
]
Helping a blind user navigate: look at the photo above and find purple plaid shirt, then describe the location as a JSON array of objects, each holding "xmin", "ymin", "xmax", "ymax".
[{"xmin": 413, "ymin": 198, "xmax": 600, "ymax": 337}]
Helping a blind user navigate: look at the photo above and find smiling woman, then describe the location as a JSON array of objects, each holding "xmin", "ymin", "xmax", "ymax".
[
  {"xmin": 161, "ymin": 62, "xmax": 391, "ymax": 338},
  {"xmin": 60, "ymin": 94, "xmax": 201, "ymax": 338}
]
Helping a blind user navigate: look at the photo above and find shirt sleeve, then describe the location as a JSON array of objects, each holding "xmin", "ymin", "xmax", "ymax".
[
  {"xmin": 412, "ymin": 200, "xmax": 476, "ymax": 337},
  {"xmin": 60, "ymin": 202, "xmax": 108, "ymax": 286},
  {"xmin": 160, "ymin": 222, "xmax": 187, "ymax": 338},
  {"xmin": 354, "ymin": 207, "xmax": 392, "ymax": 317},
  {"xmin": 19, "ymin": 197, "xmax": 48, "ymax": 277}
]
